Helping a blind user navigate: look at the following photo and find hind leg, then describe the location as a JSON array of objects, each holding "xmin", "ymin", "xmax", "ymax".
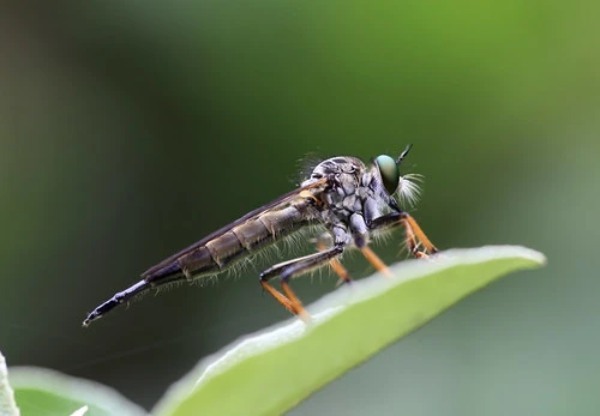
[{"xmin": 259, "ymin": 245, "xmax": 345, "ymax": 319}]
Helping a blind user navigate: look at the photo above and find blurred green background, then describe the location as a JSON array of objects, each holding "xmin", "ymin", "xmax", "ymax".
[{"xmin": 1, "ymin": 1, "xmax": 599, "ymax": 415}]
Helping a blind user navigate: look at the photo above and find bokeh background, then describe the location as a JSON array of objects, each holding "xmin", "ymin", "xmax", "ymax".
[{"xmin": 1, "ymin": 1, "xmax": 599, "ymax": 415}]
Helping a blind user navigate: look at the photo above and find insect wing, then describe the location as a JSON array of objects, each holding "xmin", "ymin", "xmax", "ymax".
[{"xmin": 141, "ymin": 178, "xmax": 328, "ymax": 280}]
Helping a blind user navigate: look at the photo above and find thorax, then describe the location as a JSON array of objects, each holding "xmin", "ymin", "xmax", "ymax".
[{"xmin": 304, "ymin": 156, "xmax": 377, "ymax": 225}]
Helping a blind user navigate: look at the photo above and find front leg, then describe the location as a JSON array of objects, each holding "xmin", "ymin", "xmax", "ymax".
[
  {"xmin": 259, "ymin": 245, "xmax": 345, "ymax": 319},
  {"xmin": 368, "ymin": 212, "xmax": 438, "ymax": 257}
]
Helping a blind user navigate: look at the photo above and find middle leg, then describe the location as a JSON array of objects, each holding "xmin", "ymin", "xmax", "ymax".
[
  {"xmin": 315, "ymin": 233, "xmax": 352, "ymax": 286},
  {"xmin": 349, "ymin": 213, "xmax": 393, "ymax": 277}
]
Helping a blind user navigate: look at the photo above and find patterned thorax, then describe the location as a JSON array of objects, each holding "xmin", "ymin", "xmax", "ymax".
[
  {"xmin": 302, "ymin": 156, "xmax": 390, "ymax": 246},
  {"xmin": 308, "ymin": 156, "xmax": 366, "ymax": 211}
]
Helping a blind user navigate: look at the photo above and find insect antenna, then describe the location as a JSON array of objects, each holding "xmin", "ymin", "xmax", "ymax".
[{"xmin": 396, "ymin": 143, "xmax": 413, "ymax": 166}]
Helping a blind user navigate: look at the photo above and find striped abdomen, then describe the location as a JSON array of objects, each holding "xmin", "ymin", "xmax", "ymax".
[{"xmin": 142, "ymin": 197, "xmax": 317, "ymax": 286}]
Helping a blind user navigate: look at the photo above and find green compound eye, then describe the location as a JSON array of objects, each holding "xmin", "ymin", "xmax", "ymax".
[{"xmin": 375, "ymin": 155, "xmax": 400, "ymax": 195}]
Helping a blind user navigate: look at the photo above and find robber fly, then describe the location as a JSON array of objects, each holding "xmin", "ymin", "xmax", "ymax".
[{"xmin": 83, "ymin": 145, "xmax": 437, "ymax": 326}]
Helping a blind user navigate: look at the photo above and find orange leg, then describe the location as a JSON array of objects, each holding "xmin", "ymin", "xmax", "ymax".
[
  {"xmin": 316, "ymin": 239, "xmax": 352, "ymax": 285},
  {"xmin": 260, "ymin": 281, "xmax": 296, "ymax": 314},
  {"xmin": 260, "ymin": 280, "xmax": 310, "ymax": 322},
  {"xmin": 360, "ymin": 246, "xmax": 393, "ymax": 277},
  {"xmin": 281, "ymin": 281, "xmax": 310, "ymax": 322},
  {"xmin": 402, "ymin": 217, "xmax": 426, "ymax": 257},
  {"xmin": 260, "ymin": 245, "xmax": 344, "ymax": 320},
  {"xmin": 368, "ymin": 211, "xmax": 437, "ymax": 259},
  {"xmin": 330, "ymin": 257, "xmax": 352, "ymax": 286},
  {"xmin": 402, "ymin": 214, "xmax": 438, "ymax": 254}
]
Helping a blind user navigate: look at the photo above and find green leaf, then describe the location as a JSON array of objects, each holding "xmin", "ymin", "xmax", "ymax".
[
  {"xmin": 154, "ymin": 245, "xmax": 546, "ymax": 416},
  {"xmin": 8, "ymin": 367, "xmax": 147, "ymax": 416},
  {"xmin": 1, "ymin": 350, "xmax": 19, "ymax": 416}
]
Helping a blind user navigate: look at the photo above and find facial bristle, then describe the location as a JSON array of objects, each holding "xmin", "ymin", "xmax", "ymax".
[{"xmin": 397, "ymin": 173, "xmax": 423, "ymax": 207}]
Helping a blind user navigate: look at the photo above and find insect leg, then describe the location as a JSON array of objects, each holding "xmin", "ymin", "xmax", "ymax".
[
  {"xmin": 402, "ymin": 213, "xmax": 437, "ymax": 254},
  {"xmin": 360, "ymin": 246, "xmax": 393, "ymax": 276},
  {"xmin": 260, "ymin": 245, "xmax": 345, "ymax": 319},
  {"xmin": 315, "ymin": 233, "xmax": 352, "ymax": 286},
  {"xmin": 368, "ymin": 212, "xmax": 438, "ymax": 257},
  {"xmin": 349, "ymin": 213, "xmax": 393, "ymax": 277}
]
